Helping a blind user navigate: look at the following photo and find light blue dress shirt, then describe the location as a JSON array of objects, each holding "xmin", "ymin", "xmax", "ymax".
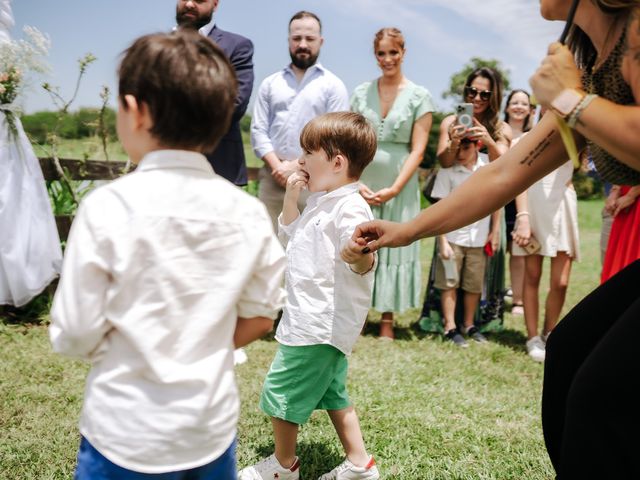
[{"xmin": 250, "ymin": 63, "xmax": 349, "ymax": 162}]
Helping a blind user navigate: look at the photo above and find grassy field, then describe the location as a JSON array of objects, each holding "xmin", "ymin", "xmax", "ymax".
[{"xmin": 0, "ymin": 187, "xmax": 603, "ymax": 478}]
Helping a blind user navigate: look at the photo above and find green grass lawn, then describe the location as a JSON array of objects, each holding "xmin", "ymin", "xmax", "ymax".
[{"xmin": 0, "ymin": 192, "xmax": 603, "ymax": 479}]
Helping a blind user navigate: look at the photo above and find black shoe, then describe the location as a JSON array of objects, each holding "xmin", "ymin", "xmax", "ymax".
[
  {"xmin": 444, "ymin": 329, "xmax": 468, "ymax": 348},
  {"xmin": 466, "ymin": 326, "xmax": 488, "ymax": 343}
]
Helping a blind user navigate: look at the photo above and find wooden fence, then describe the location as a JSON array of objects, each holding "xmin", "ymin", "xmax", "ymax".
[{"xmin": 38, "ymin": 157, "xmax": 260, "ymax": 241}]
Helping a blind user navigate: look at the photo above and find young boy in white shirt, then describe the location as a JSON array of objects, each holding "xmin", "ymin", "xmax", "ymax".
[
  {"xmin": 431, "ymin": 138, "xmax": 500, "ymax": 348},
  {"xmin": 48, "ymin": 31, "xmax": 286, "ymax": 479},
  {"xmin": 239, "ymin": 112, "xmax": 380, "ymax": 480}
]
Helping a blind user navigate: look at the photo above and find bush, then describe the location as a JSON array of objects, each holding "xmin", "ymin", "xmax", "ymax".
[
  {"xmin": 20, "ymin": 110, "xmax": 59, "ymax": 144},
  {"xmin": 240, "ymin": 114, "xmax": 251, "ymax": 133},
  {"xmin": 573, "ymin": 170, "xmax": 604, "ymax": 200},
  {"xmin": 21, "ymin": 107, "xmax": 117, "ymax": 143}
]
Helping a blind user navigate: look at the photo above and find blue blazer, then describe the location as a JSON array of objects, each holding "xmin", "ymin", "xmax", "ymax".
[{"xmin": 206, "ymin": 25, "xmax": 254, "ymax": 185}]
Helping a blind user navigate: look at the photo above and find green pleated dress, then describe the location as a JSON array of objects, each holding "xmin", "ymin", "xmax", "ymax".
[{"xmin": 351, "ymin": 80, "xmax": 434, "ymax": 313}]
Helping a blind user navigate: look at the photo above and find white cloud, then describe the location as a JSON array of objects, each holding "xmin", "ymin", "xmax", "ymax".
[{"xmin": 324, "ymin": 0, "xmax": 563, "ymax": 63}]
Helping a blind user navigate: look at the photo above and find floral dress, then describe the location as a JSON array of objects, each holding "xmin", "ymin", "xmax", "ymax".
[{"xmin": 351, "ymin": 80, "xmax": 434, "ymax": 312}]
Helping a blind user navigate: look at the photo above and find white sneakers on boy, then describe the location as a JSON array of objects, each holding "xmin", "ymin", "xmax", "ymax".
[
  {"xmin": 233, "ymin": 347, "xmax": 248, "ymax": 365},
  {"xmin": 238, "ymin": 454, "xmax": 300, "ymax": 480},
  {"xmin": 526, "ymin": 335, "xmax": 546, "ymax": 363},
  {"xmin": 317, "ymin": 456, "xmax": 380, "ymax": 480}
]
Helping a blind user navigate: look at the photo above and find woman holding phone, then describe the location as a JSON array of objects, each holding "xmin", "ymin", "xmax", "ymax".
[
  {"xmin": 423, "ymin": 67, "xmax": 511, "ymax": 335},
  {"xmin": 353, "ymin": 0, "xmax": 640, "ymax": 476},
  {"xmin": 437, "ymin": 67, "xmax": 512, "ymax": 166}
]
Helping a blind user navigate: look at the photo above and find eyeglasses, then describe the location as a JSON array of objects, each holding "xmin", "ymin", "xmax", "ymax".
[{"xmin": 464, "ymin": 86, "xmax": 491, "ymax": 101}]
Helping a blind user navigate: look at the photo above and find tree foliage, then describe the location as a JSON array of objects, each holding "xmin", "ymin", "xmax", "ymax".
[
  {"xmin": 443, "ymin": 57, "xmax": 511, "ymax": 101},
  {"xmin": 21, "ymin": 107, "xmax": 117, "ymax": 144}
]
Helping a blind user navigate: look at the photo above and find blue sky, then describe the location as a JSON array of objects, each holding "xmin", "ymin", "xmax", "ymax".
[{"xmin": 11, "ymin": 0, "xmax": 565, "ymax": 114}]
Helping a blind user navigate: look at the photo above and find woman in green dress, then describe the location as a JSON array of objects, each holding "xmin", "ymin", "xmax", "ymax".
[{"xmin": 351, "ymin": 27, "xmax": 434, "ymax": 339}]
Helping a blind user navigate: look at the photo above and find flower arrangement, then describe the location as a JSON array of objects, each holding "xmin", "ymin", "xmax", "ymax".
[{"xmin": 0, "ymin": 26, "xmax": 50, "ymax": 141}]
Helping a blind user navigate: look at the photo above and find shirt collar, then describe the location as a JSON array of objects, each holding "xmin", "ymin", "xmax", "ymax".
[
  {"xmin": 453, "ymin": 156, "xmax": 483, "ymax": 174},
  {"xmin": 198, "ymin": 18, "xmax": 216, "ymax": 37},
  {"xmin": 306, "ymin": 182, "xmax": 360, "ymax": 208},
  {"xmin": 284, "ymin": 62, "xmax": 324, "ymax": 77},
  {"xmin": 172, "ymin": 18, "xmax": 216, "ymax": 37},
  {"xmin": 135, "ymin": 150, "xmax": 214, "ymax": 175}
]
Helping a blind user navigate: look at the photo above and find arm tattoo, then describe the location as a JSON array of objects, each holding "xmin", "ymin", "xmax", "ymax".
[{"xmin": 519, "ymin": 130, "xmax": 555, "ymax": 167}]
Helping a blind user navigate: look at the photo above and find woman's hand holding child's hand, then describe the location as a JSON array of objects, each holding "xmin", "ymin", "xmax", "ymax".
[{"xmin": 341, "ymin": 238, "xmax": 374, "ymax": 274}]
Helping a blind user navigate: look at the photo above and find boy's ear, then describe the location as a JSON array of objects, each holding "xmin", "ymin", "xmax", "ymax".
[
  {"xmin": 333, "ymin": 153, "xmax": 348, "ymax": 174},
  {"xmin": 122, "ymin": 94, "xmax": 153, "ymax": 131}
]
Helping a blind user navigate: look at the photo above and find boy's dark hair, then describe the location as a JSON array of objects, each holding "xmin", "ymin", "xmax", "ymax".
[
  {"xmin": 300, "ymin": 112, "xmax": 377, "ymax": 179},
  {"xmin": 118, "ymin": 31, "xmax": 237, "ymax": 152},
  {"xmin": 289, "ymin": 11, "xmax": 322, "ymax": 32}
]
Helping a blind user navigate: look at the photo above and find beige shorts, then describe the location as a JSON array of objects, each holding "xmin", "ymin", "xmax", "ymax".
[{"xmin": 434, "ymin": 243, "xmax": 486, "ymax": 293}]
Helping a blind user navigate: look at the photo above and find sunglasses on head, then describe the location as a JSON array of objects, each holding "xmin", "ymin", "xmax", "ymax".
[{"xmin": 464, "ymin": 86, "xmax": 491, "ymax": 101}]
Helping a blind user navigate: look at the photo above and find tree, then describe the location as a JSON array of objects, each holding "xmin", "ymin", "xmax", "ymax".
[{"xmin": 442, "ymin": 57, "xmax": 511, "ymax": 101}]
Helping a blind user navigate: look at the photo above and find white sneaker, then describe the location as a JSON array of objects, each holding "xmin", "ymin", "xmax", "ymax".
[
  {"xmin": 234, "ymin": 348, "xmax": 248, "ymax": 365},
  {"xmin": 317, "ymin": 456, "xmax": 380, "ymax": 480},
  {"xmin": 526, "ymin": 336, "xmax": 546, "ymax": 362},
  {"xmin": 238, "ymin": 454, "xmax": 300, "ymax": 480}
]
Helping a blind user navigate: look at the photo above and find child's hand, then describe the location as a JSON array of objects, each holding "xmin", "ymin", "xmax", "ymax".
[
  {"xmin": 341, "ymin": 238, "xmax": 365, "ymax": 264},
  {"xmin": 439, "ymin": 239, "xmax": 454, "ymax": 260},
  {"xmin": 285, "ymin": 171, "xmax": 308, "ymax": 198}
]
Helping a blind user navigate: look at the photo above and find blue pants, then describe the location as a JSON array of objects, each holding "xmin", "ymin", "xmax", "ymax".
[{"xmin": 74, "ymin": 436, "xmax": 237, "ymax": 479}]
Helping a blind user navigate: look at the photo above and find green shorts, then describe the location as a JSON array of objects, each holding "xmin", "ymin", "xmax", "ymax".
[{"xmin": 259, "ymin": 344, "xmax": 351, "ymax": 425}]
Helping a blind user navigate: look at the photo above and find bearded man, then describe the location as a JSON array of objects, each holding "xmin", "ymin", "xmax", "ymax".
[
  {"xmin": 176, "ymin": 0, "xmax": 254, "ymax": 186},
  {"xmin": 250, "ymin": 11, "xmax": 349, "ymax": 230}
]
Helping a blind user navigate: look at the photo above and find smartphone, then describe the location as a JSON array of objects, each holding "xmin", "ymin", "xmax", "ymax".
[
  {"xmin": 455, "ymin": 103, "xmax": 474, "ymax": 131},
  {"xmin": 523, "ymin": 236, "xmax": 542, "ymax": 255}
]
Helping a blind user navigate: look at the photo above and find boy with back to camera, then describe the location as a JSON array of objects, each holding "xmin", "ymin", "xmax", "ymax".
[
  {"xmin": 432, "ymin": 137, "xmax": 500, "ymax": 348},
  {"xmin": 239, "ymin": 112, "xmax": 380, "ymax": 480},
  {"xmin": 48, "ymin": 31, "xmax": 286, "ymax": 479}
]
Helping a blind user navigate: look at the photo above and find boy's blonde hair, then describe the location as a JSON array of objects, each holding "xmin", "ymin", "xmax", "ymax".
[{"xmin": 300, "ymin": 112, "xmax": 377, "ymax": 179}]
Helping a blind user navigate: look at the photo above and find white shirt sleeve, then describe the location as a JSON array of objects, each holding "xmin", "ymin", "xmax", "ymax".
[
  {"xmin": 49, "ymin": 199, "xmax": 113, "ymax": 361},
  {"xmin": 277, "ymin": 211, "xmax": 300, "ymax": 248},
  {"xmin": 237, "ymin": 209, "xmax": 286, "ymax": 319},
  {"xmin": 335, "ymin": 198, "xmax": 376, "ymax": 275},
  {"xmin": 251, "ymin": 78, "xmax": 275, "ymax": 160},
  {"xmin": 431, "ymin": 168, "xmax": 451, "ymax": 200}
]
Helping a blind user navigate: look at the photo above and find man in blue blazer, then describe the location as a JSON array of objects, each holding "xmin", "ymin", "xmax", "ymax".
[{"xmin": 176, "ymin": 0, "xmax": 254, "ymax": 186}]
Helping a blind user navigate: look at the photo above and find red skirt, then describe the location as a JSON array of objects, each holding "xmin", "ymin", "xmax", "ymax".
[{"xmin": 601, "ymin": 186, "xmax": 640, "ymax": 283}]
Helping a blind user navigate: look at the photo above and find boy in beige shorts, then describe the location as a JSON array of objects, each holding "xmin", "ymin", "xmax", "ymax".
[{"xmin": 431, "ymin": 138, "xmax": 501, "ymax": 347}]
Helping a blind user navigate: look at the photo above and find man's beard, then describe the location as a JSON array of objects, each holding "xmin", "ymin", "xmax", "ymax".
[
  {"xmin": 175, "ymin": 7, "xmax": 212, "ymax": 30},
  {"xmin": 289, "ymin": 49, "xmax": 319, "ymax": 70}
]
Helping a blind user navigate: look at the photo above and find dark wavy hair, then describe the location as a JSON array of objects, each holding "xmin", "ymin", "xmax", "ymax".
[
  {"xmin": 567, "ymin": 0, "xmax": 639, "ymax": 68},
  {"xmin": 504, "ymin": 89, "xmax": 532, "ymax": 133},
  {"xmin": 464, "ymin": 67, "xmax": 505, "ymax": 142}
]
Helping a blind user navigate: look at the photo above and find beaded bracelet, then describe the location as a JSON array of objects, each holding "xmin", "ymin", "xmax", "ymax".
[
  {"xmin": 515, "ymin": 211, "xmax": 530, "ymax": 218},
  {"xmin": 567, "ymin": 94, "xmax": 597, "ymax": 129}
]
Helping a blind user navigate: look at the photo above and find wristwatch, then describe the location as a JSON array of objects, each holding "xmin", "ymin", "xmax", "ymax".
[{"xmin": 550, "ymin": 88, "xmax": 584, "ymax": 119}]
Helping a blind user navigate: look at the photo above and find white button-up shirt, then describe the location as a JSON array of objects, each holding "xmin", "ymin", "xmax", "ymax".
[
  {"xmin": 432, "ymin": 153, "xmax": 491, "ymax": 247},
  {"xmin": 49, "ymin": 150, "xmax": 286, "ymax": 473},
  {"xmin": 277, "ymin": 183, "xmax": 375, "ymax": 355},
  {"xmin": 251, "ymin": 63, "xmax": 349, "ymax": 161}
]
